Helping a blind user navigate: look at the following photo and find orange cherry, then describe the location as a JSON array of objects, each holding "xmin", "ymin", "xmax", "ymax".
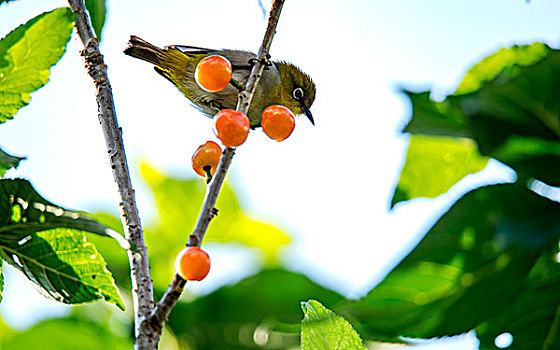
[
  {"xmin": 214, "ymin": 109, "xmax": 250, "ymax": 148},
  {"xmin": 195, "ymin": 55, "xmax": 233, "ymax": 92},
  {"xmin": 261, "ymin": 105, "xmax": 295, "ymax": 141},
  {"xmin": 191, "ymin": 141, "xmax": 222, "ymax": 180},
  {"xmin": 175, "ymin": 246, "xmax": 211, "ymax": 281}
]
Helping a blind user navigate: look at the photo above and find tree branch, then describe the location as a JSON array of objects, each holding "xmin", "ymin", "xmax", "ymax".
[
  {"xmin": 143, "ymin": 0, "xmax": 286, "ymax": 342},
  {"xmin": 67, "ymin": 1, "xmax": 155, "ymax": 349}
]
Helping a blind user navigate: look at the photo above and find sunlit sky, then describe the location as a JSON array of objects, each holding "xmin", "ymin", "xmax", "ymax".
[{"xmin": 1, "ymin": 0, "xmax": 560, "ymax": 348}]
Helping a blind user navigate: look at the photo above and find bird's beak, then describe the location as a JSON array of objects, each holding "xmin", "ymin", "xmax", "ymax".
[{"xmin": 300, "ymin": 103, "xmax": 314, "ymax": 125}]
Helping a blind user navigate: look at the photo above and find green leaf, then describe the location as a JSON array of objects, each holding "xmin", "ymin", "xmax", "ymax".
[
  {"xmin": 0, "ymin": 259, "xmax": 3, "ymax": 303},
  {"xmin": 140, "ymin": 163, "xmax": 290, "ymax": 289},
  {"xmin": 0, "ymin": 7, "xmax": 75, "ymax": 122},
  {"xmin": 0, "ymin": 313, "xmax": 16, "ymax": 344},
  {"xmin": 301, "ymin": 300, "xmax": 367, "ymax": 350},
  {"xmin": 0, "ymin": 179, "xmax": 114, "ymax": 243},
  {"xmin": 341, "ymin": 184, "xmax": 560, "ymax": 341},
  {"xmin": 392, "ymin": 135, "xmax": 488, "ymax": 207},
  {"xmin": 85, "ymin": 213, "xmax": 131, "ymax": 290},
  {"xmin": 402, "ymin": 90, "xmax": 469, "ymax": 138},
  {"xmin": 85, "ymin": 0, "xmax": 107, "ymax": 40},
  {"xmin": 0, "ymin": 146, "xmax": 24, "ymax": 178},
  {"xmin": 402, "ymin": 44, "xmax": 550, "ymax": 135},
  {"xmin": 166, "ymin": 269, "xmax": 345, "ymax": 350},
  {"xmin": 397, "ymin": 44, "xmax": 560, "ymax": 201},
  {"xmin": 0, "ymin": 227, "xmax": 124, "ymax": 310},
  {"xmin": 0, "ymin": 179, "xmax": 124, "ymax": 310},
  {"xmin": 476, "ymin": 250, "xmax": 560, "ymax": 350},
  {"xmin": 459, "ymin": 49, "xmax": 560, "ymax": 186},
  {"xmin": 2, "ymin": 317, "xmax": 132, "ymax": 350},
  {"xmin": 455, "ymin": 43, "xmax": 549, "ymax": 95}
]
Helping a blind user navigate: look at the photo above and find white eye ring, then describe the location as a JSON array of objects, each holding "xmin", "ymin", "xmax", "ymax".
[{"xmin": 293, "ymin": 87, "xmax": 304, "ymax": 100}]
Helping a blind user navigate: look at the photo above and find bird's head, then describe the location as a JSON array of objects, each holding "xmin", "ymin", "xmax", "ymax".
[{"xmin": 275, "ymin": 61, "xmax": 316, "ymax": 125}]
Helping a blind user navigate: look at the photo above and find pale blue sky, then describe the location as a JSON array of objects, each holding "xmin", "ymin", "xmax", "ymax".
[{"xmin": 1, "ymin": 1, "xmax": 559, "ymax": 348}]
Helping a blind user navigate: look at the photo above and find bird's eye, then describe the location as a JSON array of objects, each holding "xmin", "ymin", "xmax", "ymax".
[{"xmin": 293, "ymin": 87, "xmax": 304, "ymax": 100}]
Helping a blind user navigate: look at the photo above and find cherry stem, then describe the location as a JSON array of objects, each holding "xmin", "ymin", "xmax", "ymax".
[
  {"xmin": 230, "ymin": 78, "xmax": 244, "ymax": 91},
  {"xmin": 203, "ymin": 165, "xmax": 213, "ymax": 184}
]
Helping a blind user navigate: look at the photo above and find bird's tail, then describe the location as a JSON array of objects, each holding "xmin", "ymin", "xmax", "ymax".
[
  {"xmin": 124, "ymin": 35, "xmax": 194, "ymax": 95},
  {"xmin": 124, "ymin": 35, "xmax": 163, "ymax": 65}
]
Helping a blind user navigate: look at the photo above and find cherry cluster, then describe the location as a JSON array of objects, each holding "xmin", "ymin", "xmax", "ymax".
[
  {"xmin": 192, "ymin": 55, "xmax": 296, "ymax": 180},
  {"xmin": 178, "ymin": 55, "xmax": 297, "ymax": 282}
]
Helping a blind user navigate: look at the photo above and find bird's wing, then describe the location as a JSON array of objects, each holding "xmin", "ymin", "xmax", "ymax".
[{"xmin": 166, "ymin": 45, "xmax": 214, "ymax": 56}]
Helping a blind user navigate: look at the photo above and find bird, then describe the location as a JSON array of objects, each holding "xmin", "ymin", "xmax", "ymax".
[{"xmin": 124, "ymin": 35, "xmax": 316, "ymax": 128}]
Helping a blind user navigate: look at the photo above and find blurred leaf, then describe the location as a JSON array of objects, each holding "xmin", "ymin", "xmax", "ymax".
[
  {"xmin": 402, "ymin": 90, "xmax": 469, "ymax": 138},
  {"xmin": 301, "ymin": 300, "xmax": 366, "ymax": 350},
  {"xmin": 341, "ymin": 184, "xmax": 560, "ymax": 342},
  {"xmin": 140, "ymin": 163, "xmax": 290, "ymax": 289},
  {"xmin": 68, "ymin": 300, "xmax": 135, "ymax": 345},
  {"xmin": 398, "ymin": 44, "xmax": 560, "ymax": 202},
  {"xmin": 0, "ymin": 0, "xmax": 17, "ymax": 5},
  {"xmin": 2, "ymin": 317, "xmax": 132, "ymax": 350},
  {"xmin": 91, "ymin": 212, "xmax": 124, "ymax": 235},
  {"xmin": 455, "ymin": 43, "xmax": 549, "ymax": 95},
  {"xmin": 392, "ymin": 135, "xmax": 488, "ymax": 207},
  {"xmin": 402, "ymin": 43, "xmax": 549, "ymax": 134},
  {"xmin": 0, "ymin": 227, "xmax": 124, "ymax": 310},
  {"xmin": 476, "ymin": 249, "xmax": 560, "ymax": 349},
  {"xmin": 0, "ymin": 179, "xmax": 114, "ymax": 242},
  {"xmin": 85, "ymin": 0, "xmax": 107, "ymax": 40},
  {"xmin": 492, "ymin": 135, "xmax": 560, "ymax": 162},
  {"xmin": 0, "ymin": 7, "xmax": 74, "ymax": 122},
  {"xmin": 86, "ymin": 213, "xmax": 130, "ymax": 290},
  {"xmin": 0, "ymin": 147, "xmax": 24, "ymax": 177},
  {"xmin": 0, "ymin": 259, "xmax": 3, "ymax": 303},
  {"xmin": 167, "ymin": 268, "xmax": 345, "ymax": 350},
  {"xmin": 459, "ymin": 49, "xmax": 560, "ymax": 186},
  {"xmin": 0, "ymin": 313, "xmax": 16, "ymax": 345}
]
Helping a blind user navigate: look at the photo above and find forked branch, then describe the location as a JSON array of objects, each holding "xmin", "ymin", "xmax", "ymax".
[{"xmin": 144, "ymin": 0, "xmax": 287, "ymax": 343}]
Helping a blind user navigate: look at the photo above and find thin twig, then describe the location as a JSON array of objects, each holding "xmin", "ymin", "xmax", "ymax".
[
  {"xmin": 67, "ymin": 1, "xmax": 155, "ymax": 349},
  {"xmin": 144, "ymin": 0, "xmax": 286, "ymax": 342},
  {"xmin": 257, "ymin": 0, "xmax": 267, "ymax": 19},
  {"xmin": 237, "ymin": 0, "xmax": 285, "ymax": 115},
  {"xmin": 189, "ymin": 0, "xmax": 285, "ymax": 247},
  {"xmin": 188, "ymin": 148, "xmax": 235, "ymax": 247}
]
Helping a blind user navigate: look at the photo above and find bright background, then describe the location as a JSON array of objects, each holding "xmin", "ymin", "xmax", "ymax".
[{"xmin": 1, "ymin": 0, "xmax": 559, "ymax": 348}]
